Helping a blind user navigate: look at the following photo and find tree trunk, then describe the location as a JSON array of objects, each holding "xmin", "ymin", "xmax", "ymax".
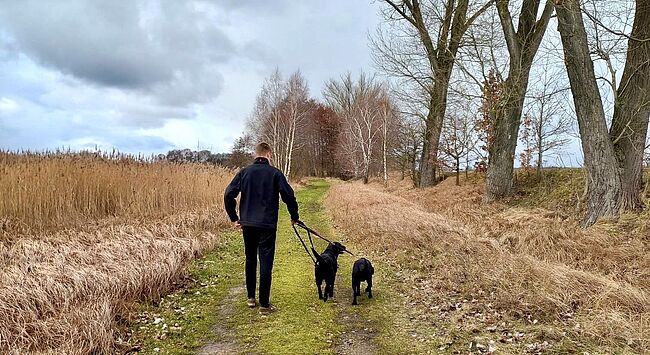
[
  {"xmin": 484, "ymin": 76, "xmax": 528, "ymax": 201},
  {"xmin": 484, "ymin": 0, "xmax": 554, "ymax": 202},
  {"xmin": 419, "ymin": 70, "xmax": 451, "ymax": 187},
  {"xmin": 555, "ymin": 0, "xmax": 622, "ymax": 226},
  {"xmin": 383, "ymin": 127, "xmax": 388, "ymax": 187},
  {"xmin": 536, "ymin": 148, "xmax": 543, "ymax": 180},
  {"xmin": 363, "ymin": 166, "xmax": 369, "ymax": 184},
  {"xmin": 456, "ymin": 157, "xmax": 460, "ymax": 186},
  {"xmin": 411, "ymin": 145, "xmax": 419, "ymax": 187},
  {"xmin": 610, "ymin": 0, "xmax": 650, "ymax": 210},
  {"xmin": 536, "ymin": 117, "xmax": 543, "ymax": 180}
]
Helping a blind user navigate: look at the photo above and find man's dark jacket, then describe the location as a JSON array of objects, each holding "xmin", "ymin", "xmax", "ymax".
[{"xmin": 224, "ymin": 157, "xmax": 299, "ymax": 229}]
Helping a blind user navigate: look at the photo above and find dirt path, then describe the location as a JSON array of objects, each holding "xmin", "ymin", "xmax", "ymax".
[
  {"xmin": 128, "ymin": 179, "xmax": 398, "ymax": 354},
  {"xmin": 197, "ymin": 285, "xmax": 244, "ymax": 355}
]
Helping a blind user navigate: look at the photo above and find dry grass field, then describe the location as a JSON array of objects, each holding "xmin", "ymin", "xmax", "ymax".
[
  {"xmin": 0, "ymin": 152, "xmax": 231, "ymax": 353},
  {"xmin": 0, "ymin": 151, "xmax": 229, "ymax": 230},
  {"xmin": 326, "ymin": 171, "xmax": 650, "ymax": 353},
  {"xmin": 3, "ymin": 152, "xmax": 648, "ymax": 354}
]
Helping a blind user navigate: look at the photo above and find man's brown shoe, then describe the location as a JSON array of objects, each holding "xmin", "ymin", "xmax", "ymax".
[
  {"xmin": 246, "ymin": 298, "xmax": 257, "ymax": 308},
  {"xmin": 259, "ymin": 304, "xmax": 276, "ymax": 315}
]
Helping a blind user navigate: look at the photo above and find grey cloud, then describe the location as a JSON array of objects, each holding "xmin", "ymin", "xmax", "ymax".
[
  {"xmin": 240, "ymin": 40, "xmax": 280, "ymax": 65},
  {"xmin": 0, "ymin": 33, "xmax": 17, "ymax": 61},
  {"xmin": 0, "ymin": 0, "xmax": 235, "ymax": 105},
  {"xmin": 117, "ymin": 104, "xmax": 196, "ymax": 128},
  {"xmin": 208, "ymin": 0, "xmax": 291, "ymax": 13},
  {"xmin": 105, "ymin": 135, "xmax": 175, "ymax": 153}
]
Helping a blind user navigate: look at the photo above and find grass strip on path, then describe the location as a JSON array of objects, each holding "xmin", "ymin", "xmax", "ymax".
[
  {"xmin": 226, "ymin": 179, "xmax": 340, "ymax": 354},
  {"xmin": 128, "ymin": 179, "xmax": 343, "ymax": 354}
]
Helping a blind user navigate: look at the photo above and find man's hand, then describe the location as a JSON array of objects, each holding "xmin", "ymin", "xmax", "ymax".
[
  {"xmin": 291, "ymin": 219, "xmax": 301, "ymax": 226},
  {"xmin": 234, "ymin": 220, "xmax": 242, "ymax": 229}
]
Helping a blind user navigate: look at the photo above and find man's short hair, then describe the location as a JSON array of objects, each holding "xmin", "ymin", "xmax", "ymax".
[{"xmin": 255, "ymin": 142, "xmax": 272, "ymax": 156}]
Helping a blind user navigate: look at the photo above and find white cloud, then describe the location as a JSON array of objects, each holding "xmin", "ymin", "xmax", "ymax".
[{"xmin": 0, "ymin": 97, "xmax": 18, "ymax": 112}]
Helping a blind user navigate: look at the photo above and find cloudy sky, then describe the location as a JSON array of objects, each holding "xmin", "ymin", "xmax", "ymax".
[{"xmin": 0, "ymin": 1, "xmax": 381, "ymax": 154}]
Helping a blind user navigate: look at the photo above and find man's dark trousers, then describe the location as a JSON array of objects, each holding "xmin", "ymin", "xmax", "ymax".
[{"xmin": 242, "ymin": 226, "xmax": 276, "ymax": 307}]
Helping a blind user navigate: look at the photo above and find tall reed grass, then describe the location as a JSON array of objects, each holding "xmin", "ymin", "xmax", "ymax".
[
  {"xmin": 0, "ymin": 151, "xmax": 234, "ymax": 353},
  {"xmin": 0, "ymin": 151, "xmax": 232, "ymax": 230}
]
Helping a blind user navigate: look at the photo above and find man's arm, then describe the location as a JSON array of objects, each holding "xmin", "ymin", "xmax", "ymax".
[
  {"xmin": 224, "ymin": 171, "xmax": 242, "ymax": 224},
  {"xmin": 278, "ymin": 174, "xmax": 300, "ymax": 222}
]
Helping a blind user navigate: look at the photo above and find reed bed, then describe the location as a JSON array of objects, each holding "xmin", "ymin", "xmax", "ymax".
[
  {"xmin": 0, "ymin": 151, "xmax": 232, "ymax": 230},
  {"xmin": 0, "ymin": 152, "xmax": 233, "ymax": 354},
  {"xmin": 326, "ymin": 178, "xmax": 650, "ymax": 352}
]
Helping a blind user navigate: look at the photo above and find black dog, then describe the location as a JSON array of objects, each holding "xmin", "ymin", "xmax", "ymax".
[
  {"xmin": 352, "ymin": 258, "xmax": 374, "ymax": 305},
  {"xmin": 312, "ymin": 242, "xmax": 347, "ymax": 302}
]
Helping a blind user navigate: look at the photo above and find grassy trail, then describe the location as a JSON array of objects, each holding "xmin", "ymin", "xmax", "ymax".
[{"xmin": 128, "ymin": 179, "xmax": 424, "ymax": 354}]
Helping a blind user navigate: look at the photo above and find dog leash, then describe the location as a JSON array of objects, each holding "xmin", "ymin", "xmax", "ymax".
[
  {"xmin": 293, "ymin": 222, "xmax": 355, "ymax": 256},
  {"xmin": 291, "ymin": 224, "xmax": 317, "ymax": 265}
]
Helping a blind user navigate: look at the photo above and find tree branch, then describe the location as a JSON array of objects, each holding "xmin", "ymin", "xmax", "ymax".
[
  {"xmin": 383, "ymin": 0, "xmax": 418, "ymax": 27},
  {"xmin": 495, "ymin": 0, "xmax": 520, "ymax": 63},
  {"xmin": 464, "ymin": 0, "xmax": 496, "ymax": 32}
]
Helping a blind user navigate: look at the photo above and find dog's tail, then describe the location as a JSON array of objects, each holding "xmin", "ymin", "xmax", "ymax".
[{"xmin": 311, "ymin": 248, "xmax": 324, "ymax": 264}]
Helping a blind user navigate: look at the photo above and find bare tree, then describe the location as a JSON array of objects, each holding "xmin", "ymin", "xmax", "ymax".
[
  {"xmin": 249, "ymin": 68, "xmax": 286, "ymax": 169},
  {"xmin": 518, "ymin": 113, "xmax": 535, "ymax": 173},
  {"xmin": 609, "ymin": 0, "xmax": 650, "ymax": 210},
  {"xmin": 440, "ymin": 110, "xmax": 479, "ymax": 185},
  {"xmin": 395, "ymin": 116, "xmax": 424, "ymax": 185},
  {"xmin": 484, "ymin": 0, "xmax": 555, "ymax": 202},
  {"xmin": 294, "ymin": 102, "xmax": 341, "ymax": 177},
  {"xmin": 378, "ymin": 92, "xmax": 400, "ymax": 187},
  {"xmin": 554, "ymin": 0, "xmax": 622, "ymax": 226},
  {"xmin": 248, "ymin": 69, "xmax": 310, "ymax": 177},
  {"xmin": 324, "ymin": 73, "xmax": 392, "ymax": 184},
  {"xmin": 281, "ymin": 71, "xmax": 310, "ymax": 177},
  {"xmin": 524, "ymin": 64, "xmax": 573, "ymax": 178},
  {"xmin": 373, "ymin": 0, "xmax": 494, "ymax": 187}
]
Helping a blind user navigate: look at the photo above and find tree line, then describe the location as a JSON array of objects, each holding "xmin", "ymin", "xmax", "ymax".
[
  {"xmin": 231, "ymin": 0, "xmax": 650, "ymax": 227},
  {"xmin": 236, "ymin": 69, "xmax": 400, "ymax": 186},
  {"xmin": 375, "ymin": 0, "xmax": 650, "ymax": 226}
]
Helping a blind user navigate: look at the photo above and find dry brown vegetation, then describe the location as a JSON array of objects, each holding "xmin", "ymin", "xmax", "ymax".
[
  {"xmin": 0, "ymin": 152, "xmax": 231, "ymax": 354},
  {"xmin": 326, "ymin": 171, "xmax": 649, "ymax": 353},
  {"xmin": 0, "ymin": 151, "xmax": 229, "ymax": 230}
]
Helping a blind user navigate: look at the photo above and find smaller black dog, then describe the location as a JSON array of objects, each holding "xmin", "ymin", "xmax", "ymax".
[
  {"xmin": 352, "ymin": 258, "xmax": 374, "ymax": 305},
  {"xmin": 312, "ymin": 242, "xmax": 347, "ymax": 302}
]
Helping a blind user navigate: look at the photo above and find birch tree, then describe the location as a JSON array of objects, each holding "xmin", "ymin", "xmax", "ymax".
[
  {"xmin": 249, "ymin": 69, "xmax": 286, "ymax": 169},
  {"xmin": 378, "ymin": 90, "xmax": 400, "ymax": 187},
  {"xmin": 281, "ymin": 71, "xmax": 310, "ymax": 177},
  {"xmin": 248, "ymin": 69, "xmax": 310, "ymax": 177},
  {"xmin": 324, "ymin": 73, "xmax": 392, "ymax": 184}
]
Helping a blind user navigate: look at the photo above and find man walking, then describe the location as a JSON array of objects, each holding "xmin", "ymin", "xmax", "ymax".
[{"xmin": 224, "ymin": 142, "xmax": 300, "ymax": 315}]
